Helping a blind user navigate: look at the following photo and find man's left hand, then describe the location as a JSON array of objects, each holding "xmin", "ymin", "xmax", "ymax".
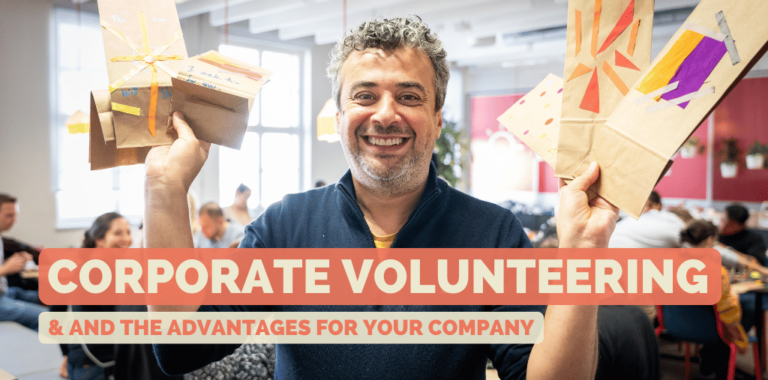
[{"xmin": 556, "ymin": 162, "xmax": 619, "ymax": 248}]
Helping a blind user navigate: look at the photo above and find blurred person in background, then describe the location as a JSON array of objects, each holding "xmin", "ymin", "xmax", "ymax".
[
  {"xmin": 223, "ymin": 184, "xmax": 253, "ymax": 227},
  {"xmin": 0, "ymin": 193, "xmax": 46, "ymax": 331},
  {"xmin": 718, "ymin": 204, "xmax": 767, "ymax": 264},
  {"xmin": 681, "ymin": 220, "xmax": 749, "ymax": 379},
  {"xmin": 195, "ymin": 202, "xmax": 245, "ymax": 249}
]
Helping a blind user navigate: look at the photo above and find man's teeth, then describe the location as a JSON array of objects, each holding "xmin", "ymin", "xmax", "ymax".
[{"xmin": 368, "ymin": 137, "xmax": 404, "ymax": 146}]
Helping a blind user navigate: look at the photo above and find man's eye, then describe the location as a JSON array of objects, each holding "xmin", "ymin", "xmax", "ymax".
[
  {"xmin": 355, "ymin": 93, "xmax": 374, "ymax": 100},
  {"xmin": 400, "ymin": 94, "xmax": 421, "ymax": 102}
]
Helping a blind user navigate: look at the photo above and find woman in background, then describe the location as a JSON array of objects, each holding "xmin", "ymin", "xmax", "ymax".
[
  {"xmin": 680, "ymin": 220, "xmax": 748, "ymax": 379},
  {"xmin": 63, "ymin": 212, "xmax": 131, "ymax": 380}
]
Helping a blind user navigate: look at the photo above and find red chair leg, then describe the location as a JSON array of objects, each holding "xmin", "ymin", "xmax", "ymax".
[
  {"xmin": 755, "ymin": 342, "xmax": 762, "ymax": 380},
  {"xmin": 728, "ymin": 343, "xmax": 737, "ymax": 380},
  {"xmin": 685, "ymin": 342, "xmax": 691, "ymax": 380}
]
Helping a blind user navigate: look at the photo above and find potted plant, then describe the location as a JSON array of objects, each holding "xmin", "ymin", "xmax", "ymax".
[
  {"xmin": 434, "ymin": 116, "xmax": 468, "ymax": 189},
  {"xmin": 679, "ymin": 136, "xmax": 705, "ymax": 159},
  {"xmin": 746, "ymin": 140, "xmax": 765, "ymax": 169},
  {"xmin": 717, "ymin": 138, "xmax": 741, "ymax": 178}
]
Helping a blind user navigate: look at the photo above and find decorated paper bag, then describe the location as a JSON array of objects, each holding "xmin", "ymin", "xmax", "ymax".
[
  {"xmin": 578, "ymin": 0, "xmax": 768, "ymax": 218},
  {"xmin": 497, "ymin": 74, "xmax": 563, "ymax": 169},
  {"xmin": 169, "ymin": 51, "xmax": 272, "ymax": 149},
  {"xmin": 89, "ymin": 91, "xmax": 151, "ymax": 170},
  {"xmin": 96, "ymin": 0, "xmax": 188, "ymax": 149},
  {"xmin": 556, "ymin": 0, "xmax": 655, "ymax": 181}
]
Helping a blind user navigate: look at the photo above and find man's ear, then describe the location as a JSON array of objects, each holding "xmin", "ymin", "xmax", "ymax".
[
  {"xmin": 435, "ymin": 110, "xmax": 443, "ymax": 139},
  {"xmin": 335, "ymin": 111, "xmax": 340, "ymax": 134}
]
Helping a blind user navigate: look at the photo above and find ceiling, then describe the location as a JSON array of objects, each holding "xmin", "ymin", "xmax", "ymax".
[{"xmin": 177, "ymin": 0, "xmax": 701, "ymax": 68}]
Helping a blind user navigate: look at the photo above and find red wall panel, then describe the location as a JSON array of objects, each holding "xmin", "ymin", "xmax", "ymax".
[
  {"xmin": 712, "ymin": 77, "xmax": 768, "ymax": 202},
  {"xmin": 654, "ymin": 118, "xmax": 709, "ymax": 200}
]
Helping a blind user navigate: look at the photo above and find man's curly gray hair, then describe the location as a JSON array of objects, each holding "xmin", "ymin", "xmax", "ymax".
[{"xmin": 327, "ymin": 16, "xmax": 449, "ymax": 112}]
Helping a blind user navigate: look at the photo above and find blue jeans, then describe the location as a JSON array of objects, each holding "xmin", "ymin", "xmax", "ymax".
[
  {"xmin": 0, "ymin": 287, "xmax": 47, "ymax": 331},
  {"xmin": 67, "ymin": 362, "xmax": 106, "ymax": 380}
]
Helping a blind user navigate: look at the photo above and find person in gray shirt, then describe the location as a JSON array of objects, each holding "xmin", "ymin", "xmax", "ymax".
[{"xmin": 194, "ymin": 202, "xmax": 244, "ymax": 249}]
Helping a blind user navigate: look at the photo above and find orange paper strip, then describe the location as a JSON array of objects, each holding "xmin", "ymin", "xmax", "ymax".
[
  {"xmin": 597, "ymin": 0, "xmax": 634, "ymax": 54},
  {"xmin": 615, "ymin": 50, "xmax": 640, "ymax": 71},
  {"xmin": 575, "ymin": 9, "xmax": 582, "ymax": 56},
  {"xmin": 568, "ymin": 63, "xmax": 594, "ymax": 81},
  {"xmin": 591, "ymin": 0, "xmax": 601, "ymax": 58},
  {"xmin": 602, "ymin": 61, "xmax": 629, "ymax": 96},
  {"xmin": 627, "ymin": 19, "xmax": 640, "ymax": 57},
  {"xmin": 635, "ymin": 30, "xmax": 705, "ymax": 96},
  {"xmin": 579, "ymin": 68, "xmax": 600, "ymax": 113},
  {"xmin": 148, "ymin": 66, "xmax": 158, "ymax": 137}
]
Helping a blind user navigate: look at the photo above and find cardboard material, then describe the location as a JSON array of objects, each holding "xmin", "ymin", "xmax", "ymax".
[
  {"xmin": 89, "ymin": 90, "xmax": 151, "ymax": 170},
  {"xmin": 169, "ymin": 51, "xmax": 271, "ymax": 150},
  {"xmin": 557, "ymin": 0, "xmax": 655, "ymax": 182},
  {"xmin": 577, "ymin": 0, "xmax": 768, "ymax": 218},
  {"xmin": 497, "ymin": 74, "xmax": 564, "ymax": 169},
  {"xmin": 96, "ymin": 0, "xmax": 188, "ymax": 149}
]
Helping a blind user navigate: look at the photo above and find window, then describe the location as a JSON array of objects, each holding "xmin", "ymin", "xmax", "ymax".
[
  {"xmin": 53, "ymin": 8, "xmax": 144, "ymax": 228},
  {"xmin": 218, "ymin": 43, "xmax": 307, "ymax": 213}
]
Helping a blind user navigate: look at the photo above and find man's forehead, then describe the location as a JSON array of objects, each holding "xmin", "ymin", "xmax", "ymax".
[
  {"xmin": 341, "ymin": 47, "xmax": 433, "ymax": 86},
  {"xmin": 0, "ymin": 203, "xmax": 15, "ymax": 213}
]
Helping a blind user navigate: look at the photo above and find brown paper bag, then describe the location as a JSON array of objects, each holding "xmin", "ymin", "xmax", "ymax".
[
  {"xmin": 497, "ymin": 74, "xmax": 563, "ymax": 169},
  {"xmin": 579, "ymin": 0, "xmax": 768, "ymax": 218},
  {"xmin": 96, "ymin": 0, "xmax": 187, "ymax": 149},
  {"xmin": 556, "ymin": 0, "xmax": 655, "ymax": 181},
  {"xmin": 89, "ymin": 90, "xmax": 151, "ymax": 170},
  {"xmin": 169, "ymin": 51, "xmax": 271, "ymax": 149}
]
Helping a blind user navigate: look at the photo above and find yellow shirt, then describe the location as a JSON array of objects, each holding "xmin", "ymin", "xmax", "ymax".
[{"xmin": 372, "ymin": 232, "xmax": 397, "ymax": 249}]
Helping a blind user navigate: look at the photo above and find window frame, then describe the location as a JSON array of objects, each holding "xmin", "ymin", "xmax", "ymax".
[
  {"xmin": 216, "ymin": 35, "xmax": 312, "ymax": 215},
  {"xmin": 51, "ymin": 7, "xmax": 144, "ymax": 229}
]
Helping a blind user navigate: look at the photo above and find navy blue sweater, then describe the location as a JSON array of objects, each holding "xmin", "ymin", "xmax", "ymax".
[{"xmin": 154, "ymin": 162, "xmax": 546, "ymax": 379}]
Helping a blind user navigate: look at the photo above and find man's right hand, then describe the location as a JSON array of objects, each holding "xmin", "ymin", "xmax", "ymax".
[
  {"xmin": 145, "ymin": 112, "xmax": 211, "ymax": 193},
  {"xmin": 0, "ymin": 252, "xmax": 27, "ymax": 276}
]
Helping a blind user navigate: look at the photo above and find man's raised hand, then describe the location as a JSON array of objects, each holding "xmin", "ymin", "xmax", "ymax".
[{"xmin": 556, "ymin": 162, "xmax": 619, "ymax": 248}]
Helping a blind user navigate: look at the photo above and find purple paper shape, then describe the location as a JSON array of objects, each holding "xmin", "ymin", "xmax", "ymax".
[{"xmin": 661, "ymin": 36, "xmax": 727, "ymax": 108}]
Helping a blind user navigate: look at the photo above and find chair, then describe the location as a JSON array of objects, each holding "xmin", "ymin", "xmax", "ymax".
[{"xmin": 656, "ymin": 305, "xmax": 761, "ymax": 380}]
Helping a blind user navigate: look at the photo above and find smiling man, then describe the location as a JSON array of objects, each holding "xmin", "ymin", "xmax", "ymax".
[{"xmin": 146, "ymin": 17, "xmax": 618, "ymax": 380}]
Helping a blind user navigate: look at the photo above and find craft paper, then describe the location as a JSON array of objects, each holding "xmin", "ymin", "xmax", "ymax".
[
  {"xmin": 557, "ymin": 0, "xmax": 655, "ymax": 184},
  {"xmin": 597, "ymin": 0, "xmax": 634, "ymax": 54},
  {"xmin": 169, "ymin": 51, "xmax": 272, "ymax": 150},
  {"xmin": 580, "ymin": 68, "xmax": 601, "ymax": 113},
  {"xmin": 615, "ymin": 50, "xmax": 640, "ymax": 70},
  {"xmin": 575, "ymin": 10, "xmax": 583, "ymax": 56},
  {"xmin": 96, "ymin": 0, "xmax": 188, "ymax": 149},
  {"xmin": 716, "ymin": 11, "xmax": 741, "ymax": 65},
  {"xmin": 602, "ymin": 61, "xmax": 629, "ymax": 95},
  {"xmin": 627, "ymin": 19, "xmax": 640, "ymax": 56},
  {"xmin": 89, "ymin": 90, "xmax": 151, "ymax": 170},
  {"xmin": 635, "ymin": 30, "xmax": 704, "ymax": 96},
  {"xmin": 573, "ymin": 0, "xmax": 768, "ymax": 218},
  {"xmin": 568, "ymin": 63, "xmax": 593, "ymax": 81},
  {"xmin": 660, "ymin": 37, "xmax": 726, "ymax": 108},
  {"xmin": 497, "ymin": 74, "xmax": 564, "ymax": 169}
]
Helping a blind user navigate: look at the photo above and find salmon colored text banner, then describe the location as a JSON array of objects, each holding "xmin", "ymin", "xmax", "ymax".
[{"xmin": 39, "ymin": 248, "xmax": 722, "ymax": 306}]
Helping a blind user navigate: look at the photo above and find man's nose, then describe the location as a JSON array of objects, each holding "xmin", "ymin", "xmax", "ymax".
[{"xmin": 370, "ymin": 94, "xmax": 400, "ymax": 127}]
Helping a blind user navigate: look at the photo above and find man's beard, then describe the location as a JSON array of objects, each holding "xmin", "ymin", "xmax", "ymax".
[{"xmin": 345, "ymin": 124, "xmax": 432, "ymax": 196}]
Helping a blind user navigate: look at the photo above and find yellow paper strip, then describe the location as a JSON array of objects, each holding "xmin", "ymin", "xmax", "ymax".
[
  {"xmin": 111, "ymin": 102, "xmax": 142, "ymax": 116},
  {"xmin": 138, "ymin": 11, "xmax": 150, "ymax": 55},
  {"xmin": 627, "ymin": 19, "xmax": 640, "ymax": 57},
  {"xmin": 591, "ymin": 0, "xmax": 601, "ymax": 58},
  {"xmin": 108, "ymin": 63, "xmax": 149, "ymax": 93},
  {"xmin": 67, "ymin": 123, "xmax": 90, "ymax": 134},
  {"xmin": 575, "ymin": 9, "xmax": 582, "ymax": 56},
  {"xmin": 602, "ymin": 61, "xmax": 629, "ymax": 96},
  {"xmin": 635, "ymin": 30, "xmax": 705, "ymax": 96}
]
